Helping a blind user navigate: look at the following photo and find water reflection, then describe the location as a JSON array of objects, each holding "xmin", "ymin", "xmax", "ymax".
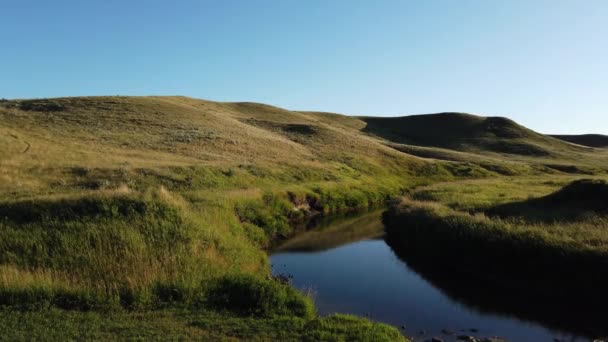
[
  {"xmin": 271, "ymin": 210, "xmax": 606, "ymax": 341},
  {"xmin": 385, "ymin": 233, "xmax": 608, "ymax": 339},
  {"xmin": 274, "ymin": 209, "xmax": 385, "ymax": 253}
]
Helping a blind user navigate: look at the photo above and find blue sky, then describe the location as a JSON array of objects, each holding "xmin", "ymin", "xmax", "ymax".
[{"xmin": 1, "ymin": 0, "xmax": 606, "ymax": 134}]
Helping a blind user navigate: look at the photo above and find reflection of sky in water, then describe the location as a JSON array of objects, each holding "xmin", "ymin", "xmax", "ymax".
[{"xmin": 272, "ymin": 239, "xmax": 590, "ymax": 342}]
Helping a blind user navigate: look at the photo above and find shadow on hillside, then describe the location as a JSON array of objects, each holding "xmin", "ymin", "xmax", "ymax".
[
  {"xmin": 551, "ymin": 134, "xmax": 608, "ymax": 148},
  {"xmin": 359, "ymin": 113, "xmax": 556, "ymax": 156},
  {"xmin": 487, "ymin": 179, "xmax": 608, "ymax": 222}
]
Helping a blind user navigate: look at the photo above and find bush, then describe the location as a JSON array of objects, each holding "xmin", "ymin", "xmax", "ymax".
[
  {"xmin": 241, "ymin": 222, "xmax": 269, "ymax": 247},
  {"xmin": 312, "ymin": 186, "xmax": 374, "ymax": 213},
  {"xmin": 235, "ymin": 193, "xmax": 292, "ymax": 237},
  {"xmin": 151, "ymin": 282, "xmax": 188, "ymax": 307},
  {"xmin": 206, "ymin": 274, "xmax": 315, "ymax": 319},
  {"xmin": 0, "ymin": 287, "xmax": 110, "ymax": 311}
]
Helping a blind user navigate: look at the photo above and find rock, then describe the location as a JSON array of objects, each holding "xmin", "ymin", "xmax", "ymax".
[
  {"xmin": 470, "ymin": 329, "xmax": 479, "ymax": 333},
  {"xmin": 431, "ymin": 338, "xmax": 444, "ymax": 342},
  {"xmin": 442, "ymin": 329, "xmax": 455, "ymax": 335},
  {"xmin": 457, "ymin": 336, "xmax": 478, "ymax": 342}
]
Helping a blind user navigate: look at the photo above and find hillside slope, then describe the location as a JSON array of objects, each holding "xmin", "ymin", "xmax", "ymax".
[
  {"xmin": 360, "ymin": 112, "xmax": 588, "ymax": 157},
  {"xmin": 551, "ymin": 134, "xmax": 608, "ymax": 148},
  {"xmin": 0, "ymin": 96, "xmax": 437, "ymax": 200},
  {"xmin": 2, "ymin": 98, "xmax": 606, "ymax": 200}
]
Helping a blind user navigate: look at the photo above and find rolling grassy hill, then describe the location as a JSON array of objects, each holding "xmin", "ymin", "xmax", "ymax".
[
  {"xmin": 361, "ymin": 112, "xmax": 587, "ymax": 156},
  {"xmin": 0, "ymin": 96, "xmax": 436, "ymax": 199},
  {"xmin": 1, "ymin": 97, "xmax": 605, "ymax": 197},
  {"xmin": 0, "ymin": 95, "xmax": 606, "ymax": 339},
  {"xmin": 359, "ymin": 112, "xmax": 608, "ymax": 174},
  {"xmin": 551, "ymin": 134, "xmax": 608, "ymax": 148}
]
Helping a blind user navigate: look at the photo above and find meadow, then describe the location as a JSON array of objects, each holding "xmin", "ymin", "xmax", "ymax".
[{"xmin": 1, "ymin": 96, "xmax": 607, "ymax": 340}]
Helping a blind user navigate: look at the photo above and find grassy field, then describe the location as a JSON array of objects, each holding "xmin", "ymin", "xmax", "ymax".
[
  {"xmin": 383, "ymin": 178, "xmax": 608, "ymax": 336},
  {"xmin": 1, "ymin": 96, "xmax": 607, "ymax": 340},
  {"xmin": 0, "ymin": 309, "xmax": 405, "ymax": 341},
  {"xmin": 386, "ymin": 180, "xmax": 608, "ymax": 260}
]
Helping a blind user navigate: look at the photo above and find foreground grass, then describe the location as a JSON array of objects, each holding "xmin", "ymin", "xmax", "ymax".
[{"xmin": 0, "ymin": 309, "xmax": 405, "ymax": 342}]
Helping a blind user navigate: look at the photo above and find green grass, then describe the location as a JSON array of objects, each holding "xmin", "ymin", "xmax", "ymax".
[
  {"xmin": 383, "ymin": 179, "xmax": 608, "ymax": 312},
  {"xmin": 488, "ymin": 178, "xmax": 608, "ymax": 221},
  {"xmin": 1, "ymin": 95, "xmax": 607, "ymax": 339},
  {"xmin": 206, "ymin": 274, "xmax": 316, "ymax": 318},
  {"xmin": 408, "ymin": 175, "xmax": 608, "ymax": 211},
  {"xmin": 386, "ymin": 195, "xmax": 608, "ymax": 258},
  {"xmin": 0, "ymin": 96, "xmax": 428, "ymax": 339},
  {"xmin": 390, "ymin": 177, "xmax": 608, "ymax": 256},
  {"xmin": 0, "ymin": 309, "xmax": 406, "ymax": 341}
]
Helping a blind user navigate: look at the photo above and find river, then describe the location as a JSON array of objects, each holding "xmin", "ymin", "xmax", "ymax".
[{"xmin": 270, "ymin": 209, "xmax": 597, "ymax": 342}]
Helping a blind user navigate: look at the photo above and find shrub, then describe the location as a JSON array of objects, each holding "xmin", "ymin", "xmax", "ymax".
[
  {"xmin": 235, "ymin": 193, "xmax": 292, "ymax": 237},
  {"xmin": 151, "ymin": 282, "xmax": 188, "ymax": 307},
  {"xmin": 206, "ymin": 274, "xmax": 315, "ymax": 319},
  {"xmin": 241, "ymin": 222, "xmax": 269, "ymax": 247},
  {"xmin": 0, "ymin": 287, "xmax": 109, "ymax": 311},
  {"xmin": 18, "ymin": 99, "xmax": 65, "ymax": 112}
]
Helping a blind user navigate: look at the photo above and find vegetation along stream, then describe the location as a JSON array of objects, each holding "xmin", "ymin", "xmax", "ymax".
[{"xmin": 270, "ymin": 209, "xmax": 601, "ymax": 342}]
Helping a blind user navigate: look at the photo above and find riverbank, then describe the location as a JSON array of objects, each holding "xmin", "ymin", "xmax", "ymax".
[
  {"xmin": 0, "ymin": 177, "xmax": 411, "ymax": 340},
  {"xmin": 383, "ymin": 179, "xmax": 608, "ymax": 337},
  {"xmin": 271, "ymin": 208, "xmax": 599, "ymax": 341}
]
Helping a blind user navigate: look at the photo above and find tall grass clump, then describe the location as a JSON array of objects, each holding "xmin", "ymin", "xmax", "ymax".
[
  {"xmin": 0, "ymin": 189, "xmax": 265, "ymax": 310},
  {"xmin": 235, "ymin": 192, "xmax": 294, "ymax": 238},
  {"xmin": 205, "ymin": 274, "xmax": 315, "ymax": 319}
]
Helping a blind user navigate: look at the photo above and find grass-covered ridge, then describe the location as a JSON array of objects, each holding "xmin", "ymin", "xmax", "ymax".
[
  {"xmin": 488, "ymin": 178, "xmax": 608, "ymax": 221},
  {"xmin": 362, "ymin": 113, "xmax": 578, "ymax": 155}
]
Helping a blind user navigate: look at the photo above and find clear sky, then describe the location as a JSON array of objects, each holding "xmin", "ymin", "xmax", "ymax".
[{"xmin": 1, "ymin": 0, "xmax": 606, "ymax": 134}]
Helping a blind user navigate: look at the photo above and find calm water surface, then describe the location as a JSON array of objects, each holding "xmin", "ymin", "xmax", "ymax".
[{"xmin": 270, "ymin": 210, "xmax": 595, "ymax": 342}]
